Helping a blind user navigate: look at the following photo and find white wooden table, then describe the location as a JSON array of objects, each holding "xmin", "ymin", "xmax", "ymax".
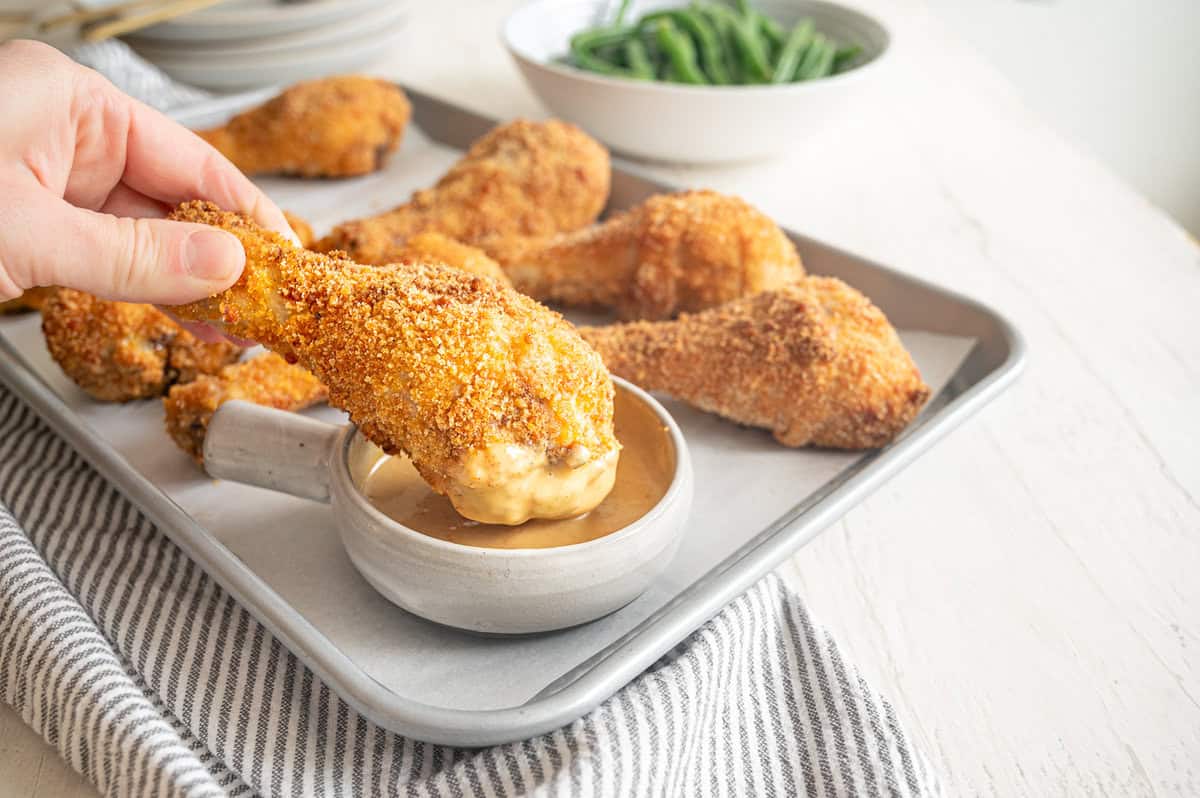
[{"xmin": 2, "ymin": 1, "xmax": 1198, "ymax": 795}]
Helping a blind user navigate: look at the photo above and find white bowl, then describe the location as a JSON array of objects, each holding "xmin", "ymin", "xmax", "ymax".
[
  {"xmin": 202, "ymin": 378, "xmax": 694, "ymax": 634},
  {"xmin": 503, "ymin": 0, "xmax": 892, "ymax": 163}
]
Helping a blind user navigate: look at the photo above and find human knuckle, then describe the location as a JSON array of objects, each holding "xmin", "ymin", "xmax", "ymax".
[{"xmin": 112, "ymin": 217, "xmax": 161, "ymax": 294}]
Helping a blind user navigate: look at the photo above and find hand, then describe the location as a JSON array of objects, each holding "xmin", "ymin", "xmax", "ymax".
[{"xmin": 0, "ymin": 40, "xmax": 296, "ymax": 308}]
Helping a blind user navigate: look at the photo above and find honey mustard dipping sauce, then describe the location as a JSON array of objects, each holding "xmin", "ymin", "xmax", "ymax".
[{"xmin": 354, "ymin": 384, "xmax": 675, "ymax": 549}]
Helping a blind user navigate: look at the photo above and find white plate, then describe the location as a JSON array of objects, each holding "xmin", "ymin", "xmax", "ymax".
[
  {"xmin": 126, "ymin": 0, "xmax": 397, "ymax": 42},
  {"xmin": 128, "ymin": 1, "xmax": 408, "ymax": 60},
  {"xmin": 141, "ymin": 17, "xmax": 407, "ymax": 90}
]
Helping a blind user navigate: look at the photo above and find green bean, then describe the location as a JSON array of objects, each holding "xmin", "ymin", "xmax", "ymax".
[
  {"xmin": 595, "ymin": 42, "xmax": 624, "ymax": 63},
  {"xmin": 571, "ymin": 26, "xmax": 634, "ymax": 51},
  {"xmin": 832, "ymin": 44, "xmax": 862, "ymax": 73},
  {"xmin": 695, "ymin": 15, "xmax": 732, "ymax": 83},
  {"xmin": 644, "ymin": 9, "xmax": 730, "ymax": 84},
  {"xmin": 756, "ymin": 12, "xmax": 785, "ymax": 50},
  {"xmin": 566, "ymin": 0, "xmax": 861, "ymax": 84},
  {"xmin": 570, "ymin": 26, "xmax": 638, "ymax": 76},
  {"xmin": 623, "ymin": 38, "xmax": 656, "ymax": 79},
  {"xmin": 794, "ymin": 32, "xmax": 830, "ymax": 80},
  {"xmin": 733, "ymin": 19, "xmax": 772, "ymax": 81},
  {"xmin": 811, "ymin": 40, "xmax": 836, "ymax": 78},
  {"xmin": 702, "ymin": 3, "xmax": 770, "ymax": 82},
  {"xmin": 655, "ymin": 19, "xmax": 708, "ymax": 84},
  {"xmin": 693, "ymin": 3, "xmax": 740, "ymax": 81},
  {"xmin": 771, "ymin": 18, "xmax": 813, "ymax": 83}
]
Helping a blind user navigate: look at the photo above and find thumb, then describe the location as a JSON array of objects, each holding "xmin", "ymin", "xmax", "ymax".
[{"xmin": 8, "ymin": 198, "xmax": 245, "ymax": 305}]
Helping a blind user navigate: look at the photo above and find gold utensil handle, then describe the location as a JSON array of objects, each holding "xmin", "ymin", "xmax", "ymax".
[{"xmin": 81, "ymin": 0, "xmax": 228, "ymax": 43}]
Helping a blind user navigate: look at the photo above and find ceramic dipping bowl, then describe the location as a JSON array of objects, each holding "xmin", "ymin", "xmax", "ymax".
[{"xmin": 202, "ymin": 377, "xmax": 694, "ymax": 634}]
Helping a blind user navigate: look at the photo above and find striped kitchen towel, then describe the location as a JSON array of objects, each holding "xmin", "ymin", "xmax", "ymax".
[{"xmin": 0, "ymin": 383, "xmax": 940, "ymax": 797}]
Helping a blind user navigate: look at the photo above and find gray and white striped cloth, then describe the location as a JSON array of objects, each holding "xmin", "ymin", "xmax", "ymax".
[{"xmin": 0, "ymin": 383, "xmax": 940, "ymax": 797}]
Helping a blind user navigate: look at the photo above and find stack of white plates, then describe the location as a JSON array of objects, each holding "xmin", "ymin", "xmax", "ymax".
[{"xmin": 107, "ymin": 0, "xmax": 408, "ymax": 90}]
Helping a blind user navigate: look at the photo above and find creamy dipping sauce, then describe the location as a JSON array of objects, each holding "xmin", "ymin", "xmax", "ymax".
[{"xmin": 357, "ymin": 386, "xmax": 675, "ymax": 549}]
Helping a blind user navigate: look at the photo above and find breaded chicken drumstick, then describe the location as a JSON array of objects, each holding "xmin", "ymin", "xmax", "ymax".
[
  {"xmin": 36, "ymin": 210, "xmax": 315, "ymax": 402},
  {"xmin": 168, "ymin": 201, "xmax": 619, "ymax": 525},
  {"xmin": 163, "ymin": 232, "xmax": 509, "ymax": 463},
  {"xmin": 42, "ymin": 289, "xmax": 239, "ymax": 402},
  {"xmin": 580, "ymin": 277, "xmax": 930, "ymax": 448},
  {"xmin": 392, "ymin": 232, "xmax": 511, "ymax": 286},
  {"xmin": 0, "ymin": 287, "xmax": 50, "ymax": 314},
  {"xmin": 165, "ymin": 352, "xmax": 328, "ymax": 463},
  {"xmin": 317, "ymin": 120, "xmax": 610, "ymax": 264},
  {"xmin": 493, "ymin": 190, "xmax": 804, "ymax": 320},
  {"xmin": 283, "ymin": 211, "xmax": 315, "ymax": 248},
  {"xmin": 198, "ymin": 76, "xmax": 411, "ymax": 178}
]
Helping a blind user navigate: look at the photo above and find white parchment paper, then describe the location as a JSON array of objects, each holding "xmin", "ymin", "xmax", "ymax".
[{"xmin": 0, "ymin": 122, "xmax": 976, "ymax": 712}]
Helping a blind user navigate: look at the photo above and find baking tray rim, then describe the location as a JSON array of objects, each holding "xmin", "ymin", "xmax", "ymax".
[{"xmin": 0, "ymin": 87, "xmax": 1026, "ymax": 747}]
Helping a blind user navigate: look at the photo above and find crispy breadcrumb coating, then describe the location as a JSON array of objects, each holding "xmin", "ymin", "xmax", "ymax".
[
  {"xmin": 0, "ymin": 287, "xmax": 50, "ymax": 314},
  {"xmin": 164, "ymin": 352, "xmax": 328, "ymax": 463},
  {"xmin": 42, "ymin": 289, "xmax": 239, "ymax": 402},
  {"xmin": 160, "ymin": 233, "xmax": 502, "ymax": 464},
  {"xmin": 283, "ymin": 211, "xmax": 315, "ymax": 248},
  {"xmin": 168, "ymin": 201, "xmax": 618, "ymax": 523},
  {"xmin": 198, "ymin": 76, "xmax": 411, "ymax": 178},
  {"xmin": 580, "ymin": 277, "xmax": 930, "ymax": 448},
  {"xmin": 394, "ymin": 232, "xmax": 511, "ymax": 285},
  {"xmin": 492, "ymin": 190, "xmax": 804, "ymax": 320},
  {"xmin": 317, "ymin": 119, "xmax": 610, "ymax": 263}
]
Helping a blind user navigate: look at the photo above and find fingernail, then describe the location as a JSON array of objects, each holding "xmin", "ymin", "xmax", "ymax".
[{"xmin": 184, "ymin": 229, "xmax": 244, "ymax": 283}]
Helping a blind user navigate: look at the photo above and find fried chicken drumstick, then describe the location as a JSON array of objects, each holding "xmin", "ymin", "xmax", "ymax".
[
  {"xmin": 42, "ymin": 289, "xmax": 240, "ymax": 401},
  {"xmin": 165, "ymin": 352, "xmax": 328, "ymax": 463},
  {"xmin": 393, "ymin": 232, "xmax": 511, "ymax": 286},
  {"xmin": 198, "ymin": 76, "xmax": 411, "ymax": 178},
  {"xmin": 0, "ymin": 287, "xmax": 50, "ymax": 314},
  {"xmin": 580, "ymin": 278, "xmax": 930, "ymax": 448},
  {"xmin": 317, "ymin": 119, "xmax": 610, "ymax": 264},
  {"xmin": 168, "ymin": 201, "xmax": 619, "ymax": 525},
  {"xmin": 162, "ymin": 232, "xmax": 509, "ymax": 463},
  {"xmin": 283, "ymin": 211, "xmax": 315, "ymax": 248},
  {"xmin": 492, "ymin": 190, "xmax": 805, "ymax": 320}
]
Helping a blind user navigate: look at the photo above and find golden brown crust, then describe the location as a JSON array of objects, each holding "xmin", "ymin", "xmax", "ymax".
[
  {"xmin": 198, "ymin": 76, "xmax": 411, "ymax": 178},
  {"xmin": 317, "ymin": 119, "xmax": 610, "ymax": 263},
  {"xmin": 161, "ymin": 232, "xmax": 505, "ymax": 465},
  {"xmin": 394, "ymin": 232, "xmax": 511, "ymax": 285},
  {"xmin": 41, "ymin": 289, "xmax": 240, "ymax": 402},
  {"xmin": 168, "ymin": 201, "xmax": 617, "ymax": 499},
  {"xmin": 0, "ymin": 287, "xmax": 51, "ymax": 314},
  {"xmin": 164, "ymin": 352, "xmax": 328, "ymax": 463},
  {"xmin": 580, "ymin": 277, "xmax": 930, "ymax": 449},
  {"xmin": 493, "ymin": 190, "xmax": 804, "ymax": 320},
  {"xmin": 283, "ymin": 210, "xmax": 315, "ymax": 248}
]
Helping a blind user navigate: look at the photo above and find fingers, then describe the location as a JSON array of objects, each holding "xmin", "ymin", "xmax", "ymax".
[
  {"xmin": 49, "ymin": 59, "xmax": 299, "ymax": 246},
  {"xmin": 116, "ymin": 93, "xmax": 300, "ymax": 245},
  {"xmin": 177, "ymin": 317, "xmax": 247, "ymax": 345},
  {"xmin": 98, "ymin": 182, "xmax": 170, "ymax": 219},
  {"xmin": 1, "ymin": 194, "xmax": 245, "ymax": 305},
  {"xmin": 158, "ymin": 307, "xmax": 255, "ymax": 346}
]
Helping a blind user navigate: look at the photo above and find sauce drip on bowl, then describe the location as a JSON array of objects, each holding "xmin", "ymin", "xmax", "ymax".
[{"xmin": 355, "ymin": 385, "xmax": 675, "ymax": 549}]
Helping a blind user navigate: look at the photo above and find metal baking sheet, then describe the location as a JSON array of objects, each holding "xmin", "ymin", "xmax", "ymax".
[{"xmin": 0, "ymin": 87, "xmax": 1024, "ymax": 746}]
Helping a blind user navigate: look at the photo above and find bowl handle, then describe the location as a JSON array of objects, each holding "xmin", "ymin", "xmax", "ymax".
[{"xmin": 203, "ymin": 400, "xmax": 339, "ymax": 503}]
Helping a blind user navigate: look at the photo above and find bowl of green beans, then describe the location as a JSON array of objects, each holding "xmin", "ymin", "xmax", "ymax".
[{"xmin": 504, "ymin": 0, "xmax": 891, "ymax": 162}]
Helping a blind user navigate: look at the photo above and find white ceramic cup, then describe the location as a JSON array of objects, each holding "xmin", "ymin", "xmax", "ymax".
[{"xmin": 202, "ymin": 377, "xmax": 694, "ymax": 634}]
